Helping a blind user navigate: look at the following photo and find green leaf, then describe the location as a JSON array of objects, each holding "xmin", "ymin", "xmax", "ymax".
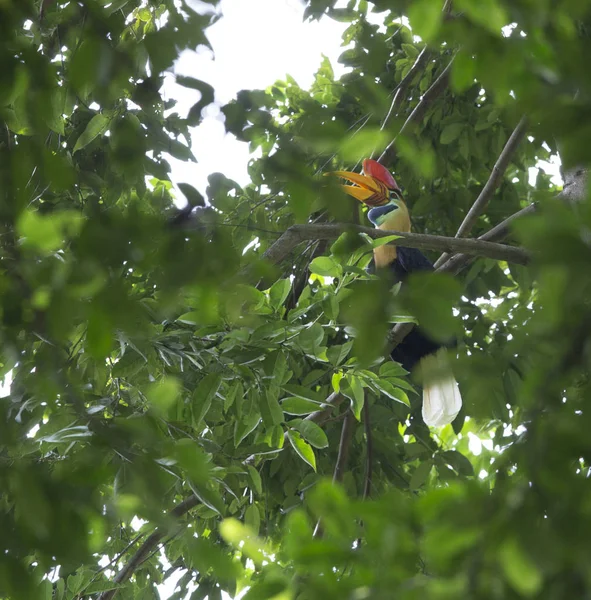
[
  {"xmin": 242, "ymin": 579, "xmax": 288, "ymax": 600},
  {"xmin": 371, "ymin": 234, "xmax": 402, "ymax": 248},
  {"xmin": 234, "ymin": 411, "xmax": 261, "ymax": 446},
  {"xmin": 408, "ymin": 0, "xmax": 443, "ymax": 41},
  {"xmin": 73, "ymin": 114, "xmax": 110, "ymax": 153},
  {"xmin": 440, "ymin": 450, "xmax": 474, "ymax": 477},
  {"xmin": 282, "ymin": 385, "xmax": 323, "ymax": 403},
  {"xmin": 298, "ymin": 323, "xmax": 325, "ymax": 353},
  {"xmin": 189, "ymin": 481, "xmax": 226, "ymax": 516},
  {"xmin": 402, "ymin": 43, "xmax": 420, "ymax": 59},
  {"xmin": 340, "ymin": 128, "xmax": 390, "ymax": 162},
  {"xmin": 400, "ymin": 272, "xmax": 462, "ymax": 341},
  {"xmin": 39, "ymin": 579, "xmax": 52, "ymax": 600},
  {"xmin": 310, "ymin": 256, "xmax": 342, "ymax": 278},
  {"xmin": 440, "ymin": 123, "xmax": 464, "ymax": 145},
  {"xmin": 192, "ymin": 373, "xmax": 223, "ymax": 428},
  {"xmin": 455, "ymin": 0, "xmax": 509, "ymax": 34},
  {"xmin": 320, "ymin": 293, "xmax": 338, "ymax": 320},
  {"xmin": 259, "ymin": 389, "xmax": 284, "ymax": 427},
  {"xmin": 177, "ymin": 76, "xmax": 215, "ymax": 125},
  {"xmin": 295, "ymin": 420, "xmax": 328, "ymax": 449},
  {"xmin": 281, "ymin": 397, "xmax": 321, "ymax": 415},
  {"xmin": 247, "ymin": 465, "xmax": 263, "ymax": 496},
  {"xmin": 410, "ymin": 460, "xmax": 433, "ymax": 490},
  {"xmin": 225, "ymin": 382, "xmax": 242, "ymax": 414},
  {"xmin": 219, "ymin": 518, "xmax": 269, "ymax": 566},
  {"xmin": 341, "ymin": 375, "xmax": 365, "ymax": 420},
  {"xmin": 370, "ymin": 379, "xmax": 410, "ymax": 407},
  {"xmin": 17, "ymin": 210, "xmax": 85, "ymax": 252},
  {"xmin": 146, "ymin": 376, "xmax": 181, "ymax": 416},
  {"xmin": 245, "ymin": 504, "xmax": 261, "ymax": 535},
  {"xmin": 287, "ymin": 430, "xmax": 316, "ymax": 471},
  {"xmin": 173, "ymin": 439, "xmax": 211, "ymax": 484},
  {"xmin": 379, "ymin": 362, "xmax": 409, "ymax": 378},
  {"xmin": 177, "ymin": 183, "xmax": 205, "ymax": 208},
  {"xmin": 500, "ymin": 539, "xmax": 543, "ymax": 596},
  {"xmin": 184, "ymin": 537, "xmax": 241, "ymax": 581},
  {"xmin": 326, "ymin": 341, "xmax": 352, "ymax": 366},
  {"xmin": 38, "ymin": 426, "xmax": 92, "ymax": 444},
  {"xmin": 451, "ymin": 50, "xmax": 476, "ymax": 92},
  {"xmin": 269, "ymin": 278, "xmax": 292, "ymax": 310}
]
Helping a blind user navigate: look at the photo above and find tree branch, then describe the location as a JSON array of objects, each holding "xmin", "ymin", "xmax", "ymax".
[
  {"xmin": 97, "ymin": 495, "xmax": 201, "ymax": 600},
  {"xmin": 434, "ymin": 116, "xmax": 528, "ymax": 267},
  {"xmin": 332, "ymin": 410, "xmax": 356, "ymax": 484},
  {"xmin": 248, "ymin": 223, "xmax": 530, "ymax": 269},
  {"xmin": 438, "ymin": 202, "xmax": 538, "ymax": 274},
  {"xmin": 313, "ymin": 409, "xmax": 356, "ymax": 538},
  {"xmin": 362, "ymin": 400, "xmax": 373, "ymax": 500},
  {"xmin": 378, "ymin": 48, "xmax": 432, "ymax": 136},
  {"xmin": 307, "ymin": 392, "xmax": 346, "ymax": 425},
  {"xmin": 438, "ymin": 168, "xmax": 584, "ymax": 273},
  {"xmin": 379, "ymin": 57, "xmax": 454, "ymax": 166}
]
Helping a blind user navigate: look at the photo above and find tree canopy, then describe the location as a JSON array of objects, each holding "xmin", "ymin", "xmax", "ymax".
[{"xmin": 1, "ymin": 1, "xmax": 591, "ymax": 599}]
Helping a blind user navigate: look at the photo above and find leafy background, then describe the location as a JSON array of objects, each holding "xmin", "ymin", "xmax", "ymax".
[{"xmin": 1, "ymin": 0, "xmax": 591, "ymax": 599}]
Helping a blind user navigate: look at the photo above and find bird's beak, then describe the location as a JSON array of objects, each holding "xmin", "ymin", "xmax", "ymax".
[{"xmin": 325, "ymin": 170, "xmax": 389, "ymax": 206}]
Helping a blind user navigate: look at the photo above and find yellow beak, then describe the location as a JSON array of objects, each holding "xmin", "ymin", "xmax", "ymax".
[{"xmin": 325, "ymin": 171, "xmax": 390, "ymax": 206}]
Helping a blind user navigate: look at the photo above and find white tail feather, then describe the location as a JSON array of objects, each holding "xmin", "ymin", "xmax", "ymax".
[
  {"xmin": 419, "ymin": 348, "xmax": 462, "ymax": 427},
  {"xmin": 422, "ymin": 375, "xmax": 462, "ymax": 427}
]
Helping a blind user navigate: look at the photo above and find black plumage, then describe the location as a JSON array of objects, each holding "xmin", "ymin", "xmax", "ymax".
[{"xmin": 369, "ymin": 246, "xmax": 447, "ymax": 372}]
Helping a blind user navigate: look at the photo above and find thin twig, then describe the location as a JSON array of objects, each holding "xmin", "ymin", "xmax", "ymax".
[
  {"xmin": 362, "ymin": 399, "xmax": 373, "ymax": 500},
  {"xmin": 379, "ymin": 57, "xmax": 454, "ymax": 166},
  {"xmin": 333, "ymin": 410, "xmax": 356, "ymax": 483},
  {"xmin": 437, "ymin": 202, "xmax": 538, "ymax": 273},
  {"xmin": 97, "ymin": 495, "xmax": 201, "ymax": 600},
  {"xmin": 434, "ymin": 116, "xmax": 528, "ymax": 267},
  {"xmin": 313, "ymin": 410, "xmax": 356, "ymax": 538},
  {"xmin": 378, "ymin": 48, "xmax": 432, "ymax": 135}
]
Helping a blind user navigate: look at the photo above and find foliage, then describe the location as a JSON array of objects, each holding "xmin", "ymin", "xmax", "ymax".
[{"xmin": 1, "ymin": 0, "xmax": 591, "ymax": 599}]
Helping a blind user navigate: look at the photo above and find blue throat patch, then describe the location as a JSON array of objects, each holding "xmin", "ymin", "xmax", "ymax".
[{"xmin": 367, "ymin": 204, "xmax": 396, "ymax": 226}]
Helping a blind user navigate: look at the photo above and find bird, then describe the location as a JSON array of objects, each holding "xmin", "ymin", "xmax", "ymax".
[{"xmin": 329, "ymin": 158, "xmax": 462, "ymax": 427}]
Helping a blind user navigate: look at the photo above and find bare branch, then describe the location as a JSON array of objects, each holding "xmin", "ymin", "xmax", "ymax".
[
  {"xmin": 439, "ymin": 203, "xmax": 538, "ymax": 274},
  {"xmin": 456, "ymin": 116, "xmax": 528, "ymax": 236},
  {"xmin": 97, "ymin": 496, "xmax": 200, "ymax": 600},
  {"xmin": 479, "ymin": 202, "xmax": 537, "ymax": 243},
  {"xmin": 438, "ymin": 166, "xmax": 586, "ymax": 273},
  {"xmin": 378, "ymin": 48, "xmax": 432, "ymax": 136},
  {"xmin": 307, "ymin": 392, "xmax": 346, "ymax": 425},
  {"xmin": 362, "ymin": 400, "xmax": 373, "ymax": 500},
  {"xmin": 386, "ymin": 322, "xmax": 415, "ymax": 354},
  {"xmin": 379, "ymin": 57, "xmax": 454, "ymax": 166},
  {"xmin": 435, "ymin": 116, "xmax": 528, "ymax": 267},
  {"xmin": 333, "ymin": 410, "xmax": 356, "ymax": 484},
  {"xmin": 260, "ymin": 223, "xmax": 529, "ymax": 266},
  {"xmin": 313, "ymin": 410, "xmax": 356, "ymax": 538}
]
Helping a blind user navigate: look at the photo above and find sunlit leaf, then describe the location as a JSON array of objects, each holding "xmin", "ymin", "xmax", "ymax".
[
  {"xmin": 287, "ymin": 430, "xmax": 316, "ymax": 471},
  {"xmin": 73, "ymin": 114, "xmax": 110, "ymax": 153},
  {"xmin": 295, "ymin": 420, "xmax": 328, "ymax": 449}
]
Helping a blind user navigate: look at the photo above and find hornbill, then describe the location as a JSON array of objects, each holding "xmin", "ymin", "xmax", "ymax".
[{"xmin": 330, "ymin": 159, "xmax": 462, "ymax": 427}]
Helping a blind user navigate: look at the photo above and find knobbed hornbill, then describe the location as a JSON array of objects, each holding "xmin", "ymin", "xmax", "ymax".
[{"xmin": 330, "ymin": 159, "xmax": 462, "ymax": 427}]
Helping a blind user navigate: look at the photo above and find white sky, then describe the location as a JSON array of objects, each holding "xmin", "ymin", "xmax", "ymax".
[{"xmin": 163, "ymin": 0, "xmax": 348, "ymax": 200}]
